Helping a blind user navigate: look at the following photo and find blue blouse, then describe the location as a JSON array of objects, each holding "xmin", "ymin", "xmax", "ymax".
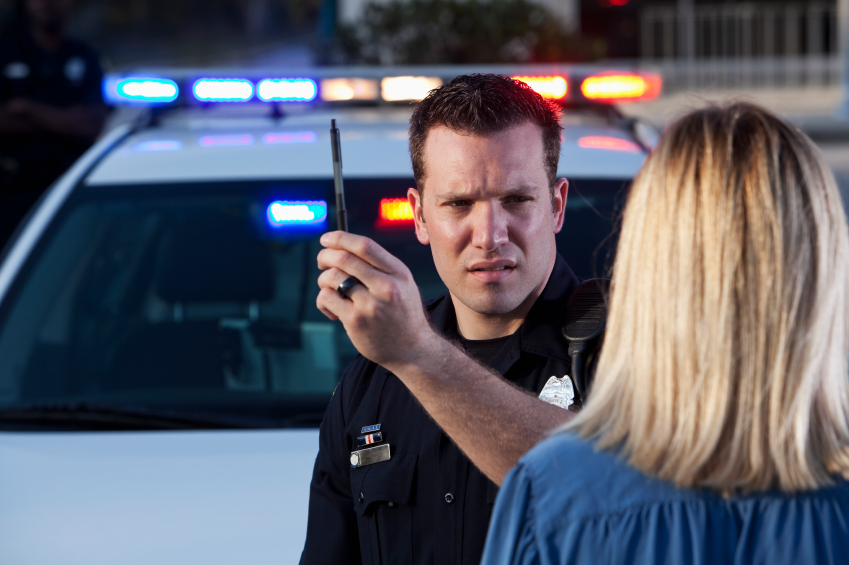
[{"xmin": 481, "ymin": 433, "xmax": 849, "ymax": 565}]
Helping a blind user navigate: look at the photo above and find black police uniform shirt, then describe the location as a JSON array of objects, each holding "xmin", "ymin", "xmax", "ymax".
[
  {"xmin": 0, "ymin": 32, "xmax": 104, "ymax": 190},
  {"xmin": 301, "ymin": 254, "xmax": 580, "ymax": 565}
]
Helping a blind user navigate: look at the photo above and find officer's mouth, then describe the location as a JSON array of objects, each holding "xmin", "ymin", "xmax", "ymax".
[{"xmin": 468, "ymin": 260, "xmax": 516, "ymax": 283}]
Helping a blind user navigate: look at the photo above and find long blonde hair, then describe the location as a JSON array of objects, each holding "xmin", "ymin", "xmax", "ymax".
[{"xmin": 568, "ymin": 103, "xmax": 849, "ymax": 492}]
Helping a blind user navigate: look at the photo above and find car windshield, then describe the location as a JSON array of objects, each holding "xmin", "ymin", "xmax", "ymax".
[{"xmin": 0, "ymin": 177, "xmax": 628, "ymax": 430}]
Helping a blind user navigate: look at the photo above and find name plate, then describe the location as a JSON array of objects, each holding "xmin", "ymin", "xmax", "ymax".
[{"xmin": 350, "ymin": 444, "xmax": 391, "ymax": 468}]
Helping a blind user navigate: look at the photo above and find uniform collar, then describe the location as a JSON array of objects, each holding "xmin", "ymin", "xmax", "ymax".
[{"xmin": 424, "ymin": 254, "xmax": 580, "ymax": 374}]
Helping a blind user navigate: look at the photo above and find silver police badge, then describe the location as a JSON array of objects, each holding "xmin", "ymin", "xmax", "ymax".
[{"xmin": 539, "ymin": 375, "xmax": 575, "ymax": 409}]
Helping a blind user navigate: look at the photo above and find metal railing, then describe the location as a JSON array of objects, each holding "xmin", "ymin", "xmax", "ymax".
[
  {"xmin": 645, "ymin": 55, "xmax": 841, "ymax": 92},
  {"xmin": 641, "ymin": 2, "xmax": 842, "ymax": 92}
]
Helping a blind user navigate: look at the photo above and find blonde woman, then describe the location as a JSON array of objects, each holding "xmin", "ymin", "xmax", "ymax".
[{"xmin": 479, "ymin": 103, "xmax": 849, "ymax": 564}]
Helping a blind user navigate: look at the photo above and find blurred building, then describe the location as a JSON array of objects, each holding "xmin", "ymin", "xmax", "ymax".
[
  {"xmin": 0, "ymin": 0, "xmax": 324, "ymax": 68},
  {"xmin": 337, "ymin": 0, "xmax": 840, "ymax": 64},
  {"xmin": 339, "ymin": 0, "xmax": 580, "ymax": 29},
  {"xmin": 638, "ymin": 0, "xmax": 841, "ymax": 93},
  {"xmin": 579, "ymin": 0, "xmax": 839, "ymax": 61},
  {"xmin": 641, "ymin": 1, "xmax": 838, "ymax": 59}
]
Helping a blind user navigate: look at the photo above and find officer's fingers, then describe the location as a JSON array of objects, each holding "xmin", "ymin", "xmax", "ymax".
[
  {"xmin": 317, "ymin": 267, "xmax": 350, "ymax": 291},
  {"xmin": 320, "ymin": 231, "xmax": 407, "ymax": 276},
  {"xmin": 316, "ymin": 302, "xmax": 338, "ymax": 321},
  {"xmin": 317, "ymin": 267, "xmax": 373, "ymax": 305},
  {"xmin": 317, "ymin": 247, "xmax": 369, "ymax": 278},
  {"xmin": 318, "ymin": 248, "xmax": 395, "ymax": 292},
  {"xmin": 316, "ymin": 287, "xmax": 352, "ymax": 322},
  {"xmin": 318, "ymin": 270, "xmax": 401, "ymax": 331}
]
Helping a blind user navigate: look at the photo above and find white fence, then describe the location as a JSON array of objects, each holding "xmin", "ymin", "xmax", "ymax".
[
  {"xmin": 641, "ymin": 2, "xmax": 842, "ymax": 92},
  {"xmin": 645, "ymin": 55, "xmax": 841, "ymax": 92}
]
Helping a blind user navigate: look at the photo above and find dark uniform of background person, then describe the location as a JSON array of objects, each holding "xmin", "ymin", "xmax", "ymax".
[
  {"xmin": 302, "ymin": 76, "xmax": 582, "ymax": 564},
  {"xmin": 0, "ymin": 0, "xmax": 106, "ymax": 247}
]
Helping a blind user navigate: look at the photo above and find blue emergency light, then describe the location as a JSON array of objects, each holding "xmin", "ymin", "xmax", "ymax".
[
  {"xmin": 105, "ymin": 77, "xmax": 179, "ymax": 104},
  {"xmin": 266, "ymin": 200, "xmax": 328, "ymax": 227},
  {"xmin": 193, "ymin": 78, "xmax": 254, "ymax": 102},
  {"xmin": 257, "ymin": 79, "xmax": 317, "ymax": 102}
]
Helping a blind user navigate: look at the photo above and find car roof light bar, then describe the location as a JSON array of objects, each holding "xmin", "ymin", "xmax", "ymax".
[
  {"xmin": 193, "ymin": 78, "xmax": 254, "ymax": 102},
  {"xmin": 104, "ymin": 77, "xmax": 179, "ymax": 104},
  {"xmin": 381, "ymin": 76, "xmax": 442, "ymax": 102},
  {"xmin": 321, "ymin": 78, "xmax": 379, "ymax": 102},
  {"xmin": 580, "ymin": 73, "xmax": 662, "ymax": 103},
  {"xmin": 257, "ymin": 78, "xmax": 317, "ymax": 102},
  {"xmin": 512, "ymin": 75, "xmax": 568, "ymax": 99},
  {"xmin": 103, "ymin": 65, "xmax": 661, "ymax": 108}
]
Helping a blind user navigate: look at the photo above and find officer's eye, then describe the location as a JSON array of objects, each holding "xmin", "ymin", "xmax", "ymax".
[
  {"xmin": 507, "ymin": 196, "xmax": 532, "ymax": 203},
  {"xmin": 445, "ymin": 200, "xmax": 471, "ymax": 207}
]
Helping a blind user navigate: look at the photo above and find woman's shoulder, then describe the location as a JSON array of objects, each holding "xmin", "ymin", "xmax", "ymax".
[
  {"xmin": 516, "ymin": 432, "xmax": 849, "ymax": 528},
  {"xmin": 516, "ymin": 432, "xmax": 704, "ymax": 524},
  {"xmin": 499, "ymin": 436, "xmax": 849, "ymax": 565}
]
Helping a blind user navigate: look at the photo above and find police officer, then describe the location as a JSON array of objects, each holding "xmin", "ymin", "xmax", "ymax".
[
  {"xmin": 302, "ymin": 74, "xmax": 578, "ymax": 564},
  {"xmin": 0, "ymin": 0, "xmax": 106, "ymax": 245}
]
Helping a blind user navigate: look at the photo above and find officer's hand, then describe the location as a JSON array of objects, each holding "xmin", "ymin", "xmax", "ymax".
[{"xmin": 316, "ymin": 231, "xmax": 439, "ymax": 369}]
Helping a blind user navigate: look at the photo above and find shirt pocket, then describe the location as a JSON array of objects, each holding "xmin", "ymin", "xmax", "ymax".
[{"xmin": 350, "ymin": 453, "xmax": 418, "ymax": 565}]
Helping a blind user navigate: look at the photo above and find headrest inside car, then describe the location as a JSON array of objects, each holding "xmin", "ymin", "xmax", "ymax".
[{"xmin": 157, "ymin": 219, "xmax": 275, "ymax": 303}]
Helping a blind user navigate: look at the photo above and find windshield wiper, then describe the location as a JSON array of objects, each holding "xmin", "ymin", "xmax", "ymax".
[{"xmin": 0, "ymin": 402, "xmax": 251, "ymax": 430}]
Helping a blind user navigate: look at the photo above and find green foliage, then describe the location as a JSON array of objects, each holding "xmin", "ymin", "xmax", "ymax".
[{"xmin": 335, "ymin": 0, "xmax": 604, "ymax": 65}]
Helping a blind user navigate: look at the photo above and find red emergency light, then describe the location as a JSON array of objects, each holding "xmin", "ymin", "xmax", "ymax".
[
  {"xmin": 580, "ymin": 73, "xmax": 662, "ymax": 103},
  {"xmin": 379, "ymin": 198, "xmax": 414, "ymax": 222}
]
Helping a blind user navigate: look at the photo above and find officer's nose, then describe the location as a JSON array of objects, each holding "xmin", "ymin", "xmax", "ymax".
[{"xmin": 470, "ymin": 202, "xmax": 508, "ymax": 252}]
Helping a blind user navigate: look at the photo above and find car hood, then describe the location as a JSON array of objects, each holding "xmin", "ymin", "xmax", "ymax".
[{"xmin": 0, "ymin": 429, "xmax": 319, "ymax": 565}]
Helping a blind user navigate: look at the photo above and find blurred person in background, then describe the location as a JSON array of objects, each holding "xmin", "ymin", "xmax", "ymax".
[
  {"xmin": 481, "ymin": 103, "xmax": 849, "ymax": 564},
  {"xmin": 0, "ymin": 0, "xmax": 106, "ymax": 246}
]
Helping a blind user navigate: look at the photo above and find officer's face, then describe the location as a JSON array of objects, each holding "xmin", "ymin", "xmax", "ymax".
[{"xmin": 410, "ymin": 122, "xmax": 568, "ymax": 318}]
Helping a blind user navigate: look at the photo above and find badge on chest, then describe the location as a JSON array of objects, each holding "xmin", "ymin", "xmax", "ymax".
[
  {"xmin": 539, "ymin": 375, "xmax": 575, "ymax": 409},
  {"xmin": 351, "ymin": 424, "xmax": 391, "ymax": 468}
]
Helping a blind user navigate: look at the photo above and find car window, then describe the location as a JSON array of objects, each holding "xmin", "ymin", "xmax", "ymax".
[
  {"xmin": 0, "ymin": 177, "xmax": 627, "ymax": 429},
  {"xmin": 556, "ymin": 178, "xmax": 629, "ymax": 279}
]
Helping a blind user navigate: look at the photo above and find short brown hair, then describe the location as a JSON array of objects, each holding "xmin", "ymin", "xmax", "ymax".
[{"xmin": 409, "ymin": 74, "xmax": 563, "ymax": 189}]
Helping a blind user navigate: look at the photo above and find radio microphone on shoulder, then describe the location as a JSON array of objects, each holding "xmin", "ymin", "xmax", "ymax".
[{"xmin": 562, "ymin": 279, "xmax": 610, "ymax": 404}]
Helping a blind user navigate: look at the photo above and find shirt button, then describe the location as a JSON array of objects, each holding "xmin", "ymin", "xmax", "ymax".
[
  {"xmin": 359, "ymin": 492, "xmax": 364, "ymax": 504},
  {"xmin": 444, "ymin": 492, "xmax": 454, "ymax": 504}
]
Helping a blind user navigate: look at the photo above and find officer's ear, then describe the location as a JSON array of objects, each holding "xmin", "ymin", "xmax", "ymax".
[
  {"xmin": 552, "ymin": 178, "xmax": 568, "ymax": 234},
  {"xmin": 408, "ymin": 186, "xmax": 429, "ymax": 245}
]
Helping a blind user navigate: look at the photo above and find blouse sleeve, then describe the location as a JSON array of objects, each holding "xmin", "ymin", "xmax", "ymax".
[{"xmin": 480, "ymin": 462, "xmax": 540, "ymax": 565}]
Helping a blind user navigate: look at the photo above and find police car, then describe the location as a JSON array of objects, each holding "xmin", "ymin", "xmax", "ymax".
[{"xmin": 0, "ymin": 65, "xmax": 657, "ymax": 564}]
